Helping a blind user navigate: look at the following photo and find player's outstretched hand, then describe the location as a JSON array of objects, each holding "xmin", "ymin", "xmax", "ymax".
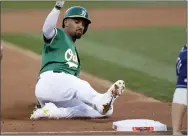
[{"xmin": 56, "ymin": 0, "xmax": 65, "ymax": 8}]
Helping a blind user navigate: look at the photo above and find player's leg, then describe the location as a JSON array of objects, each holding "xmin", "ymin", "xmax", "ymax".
[
  {"xmin": 61, "ymin": 101, "xmax": 113, "ymax": 118},
  {"xmin": 35, "ymin": 71, "xmax": 79, "ymax": 104},
  {"xmin": 172, "ymin": 88, "xmax": 187, "ymax": 135},
  {"xmin": 52, "ymin": 103, "xmax": 113, "ymax": 118},
  {"xmin": 34, "ymin": 70, "xmax": 102, "ymax": 115},
  {"xmin": 31, "ymin": 99, "xmax": 113, "ymax": 119},
  {"xmin": 66, "ymin": 73, "xmax": 125, "ymax": 115},
  {"xmin": 35, "ymin": 70, "xmax": 125, "ymax": 116}
]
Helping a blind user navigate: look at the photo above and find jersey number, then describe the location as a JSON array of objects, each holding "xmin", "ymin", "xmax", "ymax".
[{"xmin": 176, "ymin": 57, "xmax": 182, "ymax": 74}]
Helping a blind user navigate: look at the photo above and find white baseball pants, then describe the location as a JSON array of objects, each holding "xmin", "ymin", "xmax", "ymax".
[
  {"xmin": 172, "ymin": 88, "xmax": 187, "ymax": 106},
  {"xmin": 35, "ymin": 71, "xmax": 113, "ymax": 118}
]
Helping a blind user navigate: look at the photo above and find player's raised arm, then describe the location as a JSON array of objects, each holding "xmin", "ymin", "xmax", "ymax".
[{"xmin": 42, "ymin": 0, "xmax": 65, "ymax": 44}]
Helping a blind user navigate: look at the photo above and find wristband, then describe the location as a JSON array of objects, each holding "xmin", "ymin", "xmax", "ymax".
[{"xmin": 55, "ymin": 5, "xmax": 61, "ymax": 10}]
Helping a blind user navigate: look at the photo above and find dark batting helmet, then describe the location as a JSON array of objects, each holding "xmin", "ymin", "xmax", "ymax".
[{"xmin": 62, "ymin": 6, "xmax": 91, "ymax": 34}]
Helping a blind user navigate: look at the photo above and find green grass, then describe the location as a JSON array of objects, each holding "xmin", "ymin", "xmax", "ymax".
[
  {"xmin": 2, "ymin": 1, "xmax": 186, "ymax": 10},
  {"xmin": 82, "ymin": 26, "xmax": 186, "ymax": 65},
  {"xmin": 2, "ymin": 33, "xmax": 43, "ymax": 55},
  {"xmin": 79, "ymin": 53, "xmax": 175, "ymax": 102},
  {"xmin": 2, "ymin": 25, "xmax": 186, "ymax": 102}
]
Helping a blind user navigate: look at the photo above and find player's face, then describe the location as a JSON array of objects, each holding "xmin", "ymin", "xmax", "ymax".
[{"xmin": 65, "ymin": 18, "xmax": 87, "ymax": 39}]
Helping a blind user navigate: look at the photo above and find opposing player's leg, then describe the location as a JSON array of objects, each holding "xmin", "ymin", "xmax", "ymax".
[
  {"xmin": 35, "ymin": 71, "xmax": 125, "ymax": 116},
  {"xmin": 172, "ymin": 88, "xmax": 187, "ymax": 135},
  {"xmin": 31, "ymin": 99, "xmax": 113, "ymax": 119}
]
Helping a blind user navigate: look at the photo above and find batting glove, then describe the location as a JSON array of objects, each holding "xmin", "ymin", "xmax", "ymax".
[{"xmin": 55, "ymin": 0, "xmax": 65, "ymax": 9}]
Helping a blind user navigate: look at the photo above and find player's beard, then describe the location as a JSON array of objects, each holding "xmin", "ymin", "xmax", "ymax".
[{"xmin": 74, "ymin": 31, "xmax": 82, "ymax": 39}]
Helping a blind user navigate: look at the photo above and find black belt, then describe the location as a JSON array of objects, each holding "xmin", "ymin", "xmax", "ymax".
[
  {"xmin": 53, "ymin": 70, "xmax": 77, "ymax": 76},
  {"xmin": 53, "ymin": 70, "xmax": 62, "ymax": 73}
]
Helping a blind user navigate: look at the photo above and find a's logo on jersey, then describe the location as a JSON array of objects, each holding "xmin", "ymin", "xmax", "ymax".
[{"xmin": 65, "ymin": 49, "xmax": 78, "ymax": 68}]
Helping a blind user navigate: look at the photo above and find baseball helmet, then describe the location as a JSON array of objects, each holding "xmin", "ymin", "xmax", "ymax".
[{"xmin": 62, "ymin": 6, "xmax": 91, "ymax": 34}]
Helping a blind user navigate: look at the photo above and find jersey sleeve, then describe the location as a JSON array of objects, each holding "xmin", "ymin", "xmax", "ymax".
[
  {"xmin": 43, "ymin": 28, "xmax": 58, "ymax": 45},
  {"xmin": 179, "ymin": 58, "xmax": 187, "ymax": 77},
  {"xmin": 42, "ymin": 7, "xmax": 60, "ymax": 45}
]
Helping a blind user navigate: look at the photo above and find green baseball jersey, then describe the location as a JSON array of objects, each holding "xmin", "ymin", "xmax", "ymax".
[{"xmin": 40, "ymin": 28, "xmax": 80, "ymax": 77}]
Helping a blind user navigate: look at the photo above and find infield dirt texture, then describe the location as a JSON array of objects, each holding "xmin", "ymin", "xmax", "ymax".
[{"xmin": 1, "ymin": 6, "xmax": 187, "ymax": 135}]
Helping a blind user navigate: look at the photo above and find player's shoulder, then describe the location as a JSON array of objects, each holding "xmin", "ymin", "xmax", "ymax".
[
  {"xmin": 178, "ymin": 45, "xmax": 187, "ymax": 59},
  {"xmin": 179, "ymin": 45, "xmax": 187, "ymax": 56},
  {"xmin": 56, "ymin": 27, "xmax": 65, "ymax": 33},
  {"xmin": 56, "ymin": 27, "xmax": 67, "ymax": 37}
]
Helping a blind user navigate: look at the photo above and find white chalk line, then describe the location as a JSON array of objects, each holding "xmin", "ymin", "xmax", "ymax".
[
  {"xmin": 2, "ymin": 130, "xmax": 177, "ymax": 135},
  {"xmin": 1, "ymin": 130, "xmax": 173, "ymax": 135},
  {"xmin": 2, "ymin": 131, "xmax": 119, "ymax": 134}
]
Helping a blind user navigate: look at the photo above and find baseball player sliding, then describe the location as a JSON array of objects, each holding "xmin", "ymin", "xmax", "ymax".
[{"xmin": 30, "ymin": 0, "xmax": 125, "ymax": 119}]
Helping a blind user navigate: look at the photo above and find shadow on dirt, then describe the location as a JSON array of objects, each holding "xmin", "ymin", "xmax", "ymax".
[
  {"xmin": 2, "ymin": 101, "xmax": 113, "ymax": 123},
  {"xmin": 2, "ymin": 102, "xmax": 36, "ymax": 120}
]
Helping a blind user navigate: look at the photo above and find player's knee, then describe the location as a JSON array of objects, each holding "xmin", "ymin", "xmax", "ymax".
[
  {"xmin": 82, "ymin": 80, "xmax": 90, "ymax": 86},
  {"xmin": 172, "ymin": 88, "xmax": 187, "ymax": 106},
  {"xmin": 78, "ymin": 79, "xmax": 92, "ymax": 90}
]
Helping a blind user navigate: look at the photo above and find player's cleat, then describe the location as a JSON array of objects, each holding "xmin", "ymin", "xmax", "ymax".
[
  {"xmin": 30, "ymin": 108, "xmax": 48, "ymax": 120},
  {"xmin": 30, "ymin": 102, "xmax": 60, "ymax": 120},
  {"xmin": 95, "ymin": 80, "xmax": 125, "ymax": 115},
  {"xmin": 36, "ymin": 100, "xmax": 42, "ymax": 108}
]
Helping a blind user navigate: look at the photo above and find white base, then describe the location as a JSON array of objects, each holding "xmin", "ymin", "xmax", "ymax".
[{"xmin": 112, "ymin": 119, "xmax": 167, "ymax": 132}]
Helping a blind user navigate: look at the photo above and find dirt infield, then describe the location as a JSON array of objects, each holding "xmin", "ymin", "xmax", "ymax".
[{"xmin": 1, "ymin": 7, "xmax": 187, "ymax": 134}]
